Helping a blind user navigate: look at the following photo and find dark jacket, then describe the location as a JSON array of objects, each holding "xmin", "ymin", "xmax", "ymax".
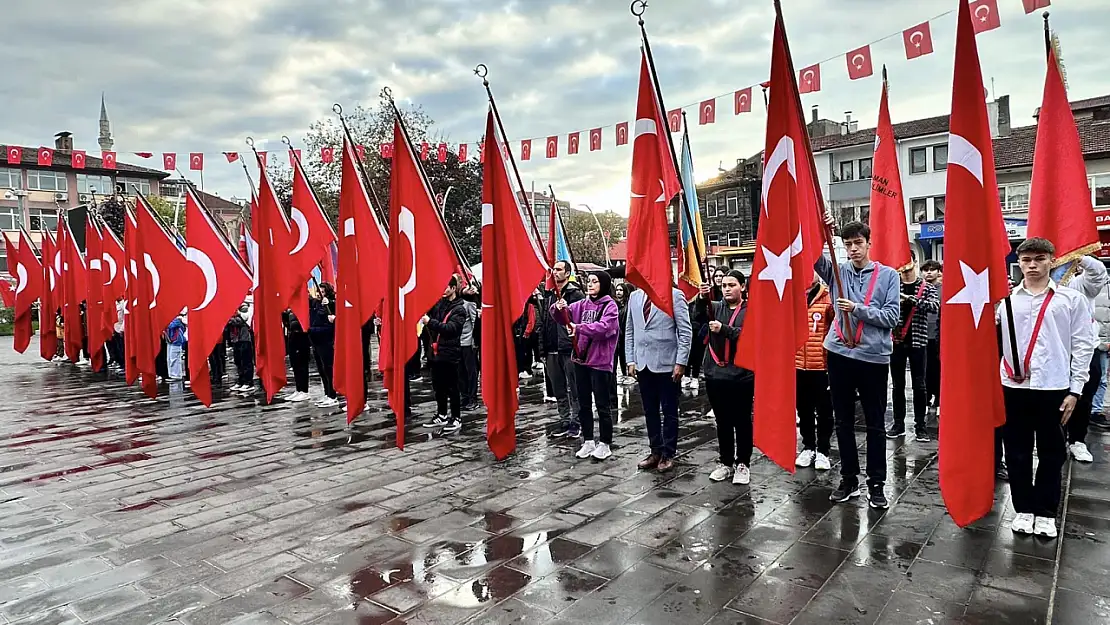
[
  {"xmin": 308, "ymin": 297, "xmax": 336, "ymax": 336},
  {"xmin": 698, "ymin": 298, "xmax": 754, "ymax": 383},
  {"xmin": 540, "ymin": 282, "xmax": 585, "ymax": 355},
  {"xmin": 282, "ymin": 310, "xmax": 305, "ymax": 335},
  {"xmin": 426, "ymin": 296, "xmax": 466, "ymax": 363},
  {"xmin": 226, "ymin": 313, "xmax": 252, "ymax": 344}
]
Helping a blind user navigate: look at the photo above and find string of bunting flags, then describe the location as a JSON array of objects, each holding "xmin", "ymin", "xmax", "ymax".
[{"xmin": 6, "ymin": 0, "xmax": 1047, "ymax": 174}]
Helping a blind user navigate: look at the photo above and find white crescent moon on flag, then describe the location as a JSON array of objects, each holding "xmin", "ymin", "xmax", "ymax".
[
  {"xmin": 102, "ymin": 253, "xmax": 117, "ymax": 286},
  {"xmin": 974, "ymin": 4, "xmax": 990, "ymax": 20},
  {"xmin": 289, "ymin": 207, "xmax": 309, "ymax": 255},
  {"xmin": 15, "ymin": 263, "xmax": 27, "ymax": 295},
  {"xmin": 761, "ymin": 136, "xmax": 798, "ymax": 215},
  {"xmin": 186, "ymin": 246, "xmax": 217, "ymax": 310},
  {"xmin": 144, "ymin": 253, "xmax": 161, "ymax": 309},
  {"xmin": 739, "ymin": 94, "xmax": 748, "ymax": 107},
  {"xmin": 398, "ymin": 206, "xmax": 417, "ymax": 320},
  {"xmin": 852, "ymin": 54, "xmax": 866, "ymax": 69},
  {"xmin": 802, "ymin": 69, "xmax": 815, "ymax": 84},
  {"xmin": 703, "ymin": 104, "xmax": 713, "ymax": 118},
  {"xmin": 910, "ymin": 31, "xmax": 924, "ymax": 46}
]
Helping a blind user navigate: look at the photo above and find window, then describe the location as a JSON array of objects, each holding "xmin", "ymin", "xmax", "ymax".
[
  {"xmin": 911, "ymin": 198, "xmax": 928, "ymax": 223},
  {"xmin": 727, "ymin": 232, "xmax": 740, "ymax": 247},
  {"xmin": 838, "ymin": 160, "xmax": 854, "ymax": 182},
  {"xmin": 707, "ymin": 234, "xmax": 720, "ymax": 247},
  {"xmin": 839, "ymin": 205, "xmax": 855, "ymax": 226},
  {"xmin": 706, "ymin": 197, "xmax": 718, "ymax": 218},
  {"xmin": 76, "ymin": 174, "xmax": 113, "ymax": 195},
  {"xmin": 933, "ymin": 196, "xmax": 946, "ymax": 220},
  {"xmin": 28, "ymin": 208, "xmax": 57, "ymax": 232},
  {"xmin": 1091, "ymin": 175, "xmax": 1110, "ymax": 207},
  {"xmin": 0, "ymin": 168, "xmax": 21, "ymax": 189},
  {"xmin": 997, "ymin": 186, "xmax": 1007, "ymax": 210},
  {"xmin": 933, "ymin": 145, "xmax": 948, "ymax": 170},
  {"xmin": 999, "ymin": 182, "xmax": 1029, "ymax": 212},
  {"xmin": 26, "ymin": 170, "xmax": 67, "ymax": 192},
  {"xmin": 726, "ymin": 193, "xmax": 739, "ymax": 216},
  {"xmin": 119, "ymin": 178, "xmax": 151, "ymax": 197},
  {"xmin": 859, "ymin": 204, "xmax": 870, "ymax": 224},
  {"xmin": 858, "ymin": 158, "xmax": 872, "ymax": 179},
  {"xmin": 0, "ymin": 254, "xmax": 6, "ymax": 274},
  {"xmin": 0, "ymin": 206, "xmax": 17, "ymax": 231},
  {"xmin": 666, "ymin": 206, "xmax": 675, "ymax": 224},
  {"xmin": 910, "ymin": 148, "xmax": 927, "ymax": 174}
]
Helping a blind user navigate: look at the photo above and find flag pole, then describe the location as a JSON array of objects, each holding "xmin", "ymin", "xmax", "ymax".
[
  {"xmin": 678, "ymin": 112, "xmax": 714, "ymax": 293},
  {"xmin": 331, "ymin": 104, "xmax": 390, "ymax": 231},
  {"xmin": 282, "ymin": 136, "xmax": 339, "ymax": 240},
  {"xmin": 475, "ymin": 64, "xmax": 547, "ymax": 250},
  {"xmin": 547, "ymin": 185, "xmax": 578, "ymax": 269}
]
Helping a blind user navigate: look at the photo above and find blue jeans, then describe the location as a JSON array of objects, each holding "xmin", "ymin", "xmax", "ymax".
[
  {"xmin": 1093, "ymin": 351, "xmax": 1109, "ymax": 414},
  {"xmin": 638, "ymin": 369, "xmax": 680, "ymax": 459},
  {"xmin": 167, "ymin": 344, "xmax": 184, "ymax": 380}
]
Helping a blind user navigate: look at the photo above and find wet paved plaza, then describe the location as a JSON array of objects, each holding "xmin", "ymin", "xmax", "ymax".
[{"xmin": 1, "ymin": 337, "xmax": 1108, "ymax": 625}]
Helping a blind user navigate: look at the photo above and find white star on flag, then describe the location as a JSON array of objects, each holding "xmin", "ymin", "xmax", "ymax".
[
  {"xmin": 758, "ymin": 231, "xmax": 804, "ymax": 300},
  {"xmin": 946, "ymin": 261, "xmax": 992, "ymax": 328}
]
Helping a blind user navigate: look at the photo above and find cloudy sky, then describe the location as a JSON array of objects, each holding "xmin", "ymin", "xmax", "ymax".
[{"xmin": 4, "ymin": 0, "xmax": 1107, "ymax": 213}]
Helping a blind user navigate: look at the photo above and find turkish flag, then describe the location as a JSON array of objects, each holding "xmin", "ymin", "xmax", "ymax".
[
  {"xmin": 379, "ymin": 143, "xmax": 392, "ymax": 159},
  {"xmin": 1023, "ymin": 0, "xmax": 1050, "ymax": 14},
  {"xmin": 321, "ymin": 146, "xmax": 335, "ymax": 164},
  {"xmin": 482, "ymin": 110, "xmax": 548, "ymax": 459},
  {"xmin": 287, "ymin": 148, "xmax": 339, "ymax": 324},
  {"xmin": 382, "ymin": 117, "xmax": 459, "ymax": 448},
  {"xmin": 420, "ymin": 142, "xmax": 430, "ymax": 161},
  {"xmin": 6, "ymin": 231, "xmax": 41, "ymax": 353},
  {"xmin": 163, "ymin": 153, "xmax": 177, "ymax": 171},
  {"xmin": 1027, "ymin": 46, "xmax": 1097, "ymax": 262},
  {"xmin": 334, "ymin": 137, "xmax": 389, "ymax": 423},
  {"xmin": 288, "ymin": 149, "xmax": 301, "ymax": 168},
  {"xmin": 84, "ymin": 217, "xmax": 108, "ymax": 372},
  {"xmin": 458, "ymin": 143, "xmax": 468, "ymax": 161},
  {"xmin": 0, "ymin": 278, "xmax": 10, "ymax": 309},
  {"xmin": 939, "ymin": 0, "xmax": 1011, "ymax": 528},
  {"xmin": 545, "ymin": 197, "xmax": 559, "ymax": 290},
  {"xmin": 101, "ymin": 151, "xmax": 117, "ymax": 169},
  {"xmin": 970, "ymin": 0, "xmax": 1001, "ymax": 33},
  {"xmin": 190, "ymin": 153, "xmax": 204, "ymax": 171},
  {"xmin": 39, "ymin": 230, "xmax": 58, "ymax": 362},
  {"xmin": 521, "ymin": 140, "xmax": 532, "ymax": 161},
  {"xmin": 138, "ymin": 196, "xmax": 194, "ymax": 360},
  {"xmin": 903, "ymin": 22, "xmax": 935, "ymax": 60},
  {"xmin": 38, "ymin": 147, "xmax": 54, "ymax": 166},
  {"xmin": 100, "ymin": 221, "xmax": 126, "ymax": 308},
  {"xmin": 699, "ymin": 99, "xmax": 716, "ymax": 125},
  {"xmin": 735, "ymin": 88, "xmax": 753, "ymax": 115},
  {"xmin": 666, "ymin": 109, "xmax": 682, "ymax": 133},
  {"xmin": 568, "ymin": 132, "xmax": 580, "ymax": 155},
  {"xmin": 798, "ymin": 64, "xmax": 821, "ymax": 93},
  {"xmin": 257, "ymin": 151, "xmax": 268, "ymax": 167},
  {"xmin": 185, "ymin": 187, "xmax": 252, "ymax": 406},
  {"xmin": 590, "ymin": 128, "xmax": 602, "ymax": 151},
  {"xmin": 869, "ymin": 79, "xmax": 912, "ymax": 271},
  {"xmin": 6, "ymin": 146, "xmax": 21, "ymax": 165},
  {"xmin": 253, "ymin": 153, "xmax": 293, "ymax": 402},
  {"xmin": 616, "ymin": 122, "xmax": 629, "ymax": 146},
  {"xmin": 545, "ymin": 136, "xmax": 558, "ymax": 159},
  {"xmin": 736, "ymin": 3, "xmax": 826, "ymax": 473},
  {"xmin": 135, "ymin": 152, "xmax": 153, "ymax": 159},
  {"xmin": 122, "ymin": 209, "xmax": 143, "ymax": 388},
  {"xmin": 224, "ymin": 152, "xmax": 239, "ymax": 163},
  {"xmin": 72, "ymin": 150, "xmax": 86, "ymax": 170},
  {"xmin": 437, "ymin": 143, "xmax": 447, "ymax": 163},
  {"xmin": 60, "ymin": 219, "xmax": 87, "ymax": 364},
  {"xmin": 846, "ymin": 45, "xmax": 874, "ymax": 80},
  {"xmin": 626, "ymin": 50, "xmax": 681, "ymax": 318}
]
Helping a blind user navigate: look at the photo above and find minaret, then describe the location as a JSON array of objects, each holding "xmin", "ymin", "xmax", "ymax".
[{"xmin": 98, "ymin": 93, "xmax": 114, "ymax": 151}]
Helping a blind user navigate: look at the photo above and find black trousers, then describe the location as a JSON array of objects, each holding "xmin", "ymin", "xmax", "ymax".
[
  {"xmin": 432, "ymin": 360, "xmax": 461, "ymax": 420},
  {"xmin": 107, "ymin": 332, "xmax": 125, "ymax": 368},
  {"xmin": 515, "ymin": 335, "xmax": 533, "ymax": 373},
  {"xmin": 687, "ymin": 332, "xmax": 706, "ymax": 378},
  {"xmin": 310, "ymin": 331, "xmax": 336, "ymax": 399},
  {"xmin": 287, "ymin": 332, "xmax": 312, "ymax": 393},
  {"xmin": 707, "ymin": 376, "xmax": 754, "ymax": 466},
  {"xmin": 797, "ymin": 369, "xmax": 834, "ymax": 455},
  {"xmin": 827, "ymin": 351, "xmax": 890, "ymax": 488},
  {"xmin": 1003, "ymin": 386, "xmax": 1068, "ymax": 517},
  {"xmin": 156, "ymin": 340, "xmax": 168, "ymax": 379},
  {"xmin": 639, "ymin": 369, "xmax": 680, "ymax": 459},
  {"xmin": 459, "ymin": 346, "xmax": 478, "ymax": 407},
  {"xmin": 1068, "ymin": 353, "xmax": 1102, "ymax": 445},
  {"xmin": 208, "ymin": 341, "xmax": 226, "ymax": 383},
  {"xmin": 926, "ymin": 338, "xmax": 941, "ymax": 405},
  {"xmin": 232, "ymin": 342, "xmax": 254, "ymax": 386},
  {"xmin": 890, "ymin": 342, "xmax": 928, "ymax": 430},
  {"xmin": 575, "ymin": 363, "xmax": 614, "ymax": 445}
]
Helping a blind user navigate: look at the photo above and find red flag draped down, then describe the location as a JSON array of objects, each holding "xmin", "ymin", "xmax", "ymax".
[
  {"xmin": 735, "ymin": 5, "xmax": 826, "ymax": 473},
  {"xmin": 335, "ymin": 137, "xmax": 389, "ymax": 423},
  {"xmin": 123, "ymin": 209, "xmax": 142, "ymax": 388},
  {"xmin": 61, "ymin": 218, "xmax": 87, "ymax": 364},
  {"xmin": 287, "ymin": 150, "xmax": 338, "ymax": 323},
  {"xmin": 186, "ymin": 188, "xmax": 252, "ymax": 406},
  {"xmin": 939, "ymin": 0, "xmax": 1011, "ymax": 528},
  {"xmin": 85, "ymin": 217, "xmax": 109, "ymax": 372},
  {"xmin": 382, "ymin": 118, "xmax": 459, "ymax": 448},
  {"xmin": 1026, "ymin": 46, "xmax": 1098, "ymax": 262},
  {"xmin": 0, "ymin": 277, "xmax": 11, "ymax": 308},
  {"xmin": 869, "ymin": 78, "xmax": 913, "ymax": 271},
  {"xmin": 482, "ymin": 109, "xmax": 548, "ymax": 460},
  {"xmin": 544, "ymin": 198, "xmax": 559, "ymax": 291},
  {"xmin": 101, "ymin": 222, "xmax": 127, "ymax": 333},
  {"xmin": 6, "ymin": 231, "xmax": 41, "ymax": 353},
  {"xmin": 40, "ymin": 230, "xmax": 59, "ymax": 362},
  {"xmin": 626, "ymin": 49, "xmax": 681, "ymax": 318},
  {"xmin": 253, "ymin": 156, "xmax": 293, "ymax": 401}
]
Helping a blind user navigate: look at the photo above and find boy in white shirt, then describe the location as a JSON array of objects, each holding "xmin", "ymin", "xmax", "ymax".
[{"xmin": 998, "ymin": 238, "xmax": 1098, "ymax": 539}]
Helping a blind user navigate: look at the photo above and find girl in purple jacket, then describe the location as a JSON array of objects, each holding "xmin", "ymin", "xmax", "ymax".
[{"xmin": 553, "ymin": 271, "xmax": 620, "ymax": 460}]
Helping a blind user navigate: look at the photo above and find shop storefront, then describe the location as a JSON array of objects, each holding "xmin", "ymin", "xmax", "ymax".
[
  {"xmin": 1094, "ymin": 207, "xmax": 1110, "ymax": 260},
  {"xmin": 916, "ymin": 218, "xmax": 1027, "ymax": 266}
]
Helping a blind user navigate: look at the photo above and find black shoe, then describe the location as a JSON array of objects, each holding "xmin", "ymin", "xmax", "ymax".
[
  {"xmin": 442, "ymin": 418, "xmax": 462, "ymax": 434},
  {"xmin": 886, "ymin": 427, "xmax": 905, "ymax": 439},
  {"xmin": 996, "ymin": 462, "xmax": 1009, "ymax": 481},
  {"xmin": 1090, "ymin": 416, "xmax": 1110, "ymax": 430},
  {"xmin": 868, "ymin": 485, "xmax": 889, "ymax": 509},
  {"xmin": 830, "ymin": 480, "xmax": 862, "ymax": 503},
  {"xmin": 549, "ymin": 424, "xmax": 571, "ymax": 438},
  {"xmin": 915, "ymin": 426, "xmax": 931, "ymax": 442}
]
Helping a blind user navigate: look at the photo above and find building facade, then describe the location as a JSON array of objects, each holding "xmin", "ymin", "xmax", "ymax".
[
  {"xmin": 688, "ymin": 154, "xmax": 762, "ymax": 273},
  {"xmin": 160, "ymin": 178, "xmax": 244, "ymax": 238}
]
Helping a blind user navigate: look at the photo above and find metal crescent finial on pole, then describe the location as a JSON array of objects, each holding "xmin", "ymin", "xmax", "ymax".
[
  {"xmin": 332, "ymin": 103, "xmax": 343, "ymax": 116},
  {"xmin": 383, "ymin": 86, "xmax": 395, "ymax": 105},
  {"xmin": 281, "ymin": 136, "xmax": 291, "ymax": 146},
  {"xmin": 474, "ymin": 64, "xmax": 490, "ymax": 87},
  {"xmin": 245, "ymin": 137, "xmax": 255, "ymax": 149},
  {"xmin": 631, "ymin": 0, "xmax": 647, "ymax": 24}
]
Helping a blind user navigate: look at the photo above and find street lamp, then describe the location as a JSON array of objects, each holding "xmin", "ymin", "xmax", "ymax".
[
  {"xmin": 4, "ymin": 188, "xmax": 28, "ymax": 229},
  {"xmin": 576, "ymin": 203, "xmax": 611, "ymax": 267}
]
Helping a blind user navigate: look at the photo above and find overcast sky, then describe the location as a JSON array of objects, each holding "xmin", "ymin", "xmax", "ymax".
[{"xmin": 3, "ymin": 0, "xmax": 1106, "ymax": 213}]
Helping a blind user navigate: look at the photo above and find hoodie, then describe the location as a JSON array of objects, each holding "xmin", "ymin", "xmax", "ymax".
[
  {"xmin": 814, "ymin": 255, "xmax": 901, "ymax": 365},
  {"xmin": 540, "ymin": 281, "xmax": 584, "ymax": 354},
  {"xmin": 552, "ymin": 273, "xmax": 619, "ymax": 371}
]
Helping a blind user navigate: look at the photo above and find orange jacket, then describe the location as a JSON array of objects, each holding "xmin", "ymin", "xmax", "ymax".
[{"xmin": 796, "ymin": 284, "xmax": 833, "ymax": 371}]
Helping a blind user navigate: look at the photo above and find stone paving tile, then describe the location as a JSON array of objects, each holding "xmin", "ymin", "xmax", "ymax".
[{"xmin": 0, "ymin": 340, "xmax": 1104, "ymax": 624}]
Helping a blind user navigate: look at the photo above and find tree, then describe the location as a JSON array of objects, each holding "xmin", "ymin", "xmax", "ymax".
[
  {"xmin": 98, "ymin": 193, "xmax": 177, "ymax": 239},
  {"xmin": 561, "ymin": 208, "xmax": 628, "ymax": 266},
  {"xmin": 300, "ymin": 88, "xmax": 483, "ymax": 265}
]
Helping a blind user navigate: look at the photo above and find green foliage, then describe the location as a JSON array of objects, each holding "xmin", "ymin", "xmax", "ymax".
[{"xmin": 561, "ymin": 209, "xmax": 628, "ymax": 266}]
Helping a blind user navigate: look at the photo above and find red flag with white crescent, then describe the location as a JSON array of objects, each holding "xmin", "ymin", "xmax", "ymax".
[
  {"xmin": 60, "ymin": 218, "xmax": 87, "ymax": 363},
  {"xmin": 846, "ymin": 45, "xmax": 874, "ymax": 80},
  {"xmin": 252, "ymin": 154, "xmax": 293, "ymax": 402},
  {"xmin": 85, "ymin": 216, "xmax": 108, "ymax": 372},
  {"xmin": 287, "ymin": 149, "xmax": 338, "ymax": 323},
  {"xmin": 869, "ymin": 77, "xmax": 912, "ymax": 271},
  {"xmin": 7, "ymin": 230, "xmax": 41, "ymax": 353}
]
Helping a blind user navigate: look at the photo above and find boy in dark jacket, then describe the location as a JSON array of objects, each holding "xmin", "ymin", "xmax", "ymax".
[
  {"xmin": 226, "ymin": 300, "xmax": 255, "ymax": 393},
  {"xmin": 420, "ymin": 276, "xmax": 466, "ymax": 433},
  {"xmin": 539, "ymin": 261, "xmax": 586, "ymax": 438}
]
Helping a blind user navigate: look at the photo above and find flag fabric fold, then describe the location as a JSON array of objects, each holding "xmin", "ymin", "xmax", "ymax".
[
  {"xmin": 287, "ymin": 150, "xmax": 339, "ymax": 323},
  {"xmin": 253, "ymin": 155, "xmax": 293, "ymax": 402},
  {"xmin": 938, "ymin": 0, "xmax": 1012, "ymax": 528},
  {"xmin": 482, "ymin": 108, "xmax": 548, "ymax": 460},
  {"xmin": 869, "ymin": 76, "xmax": 913, "ymax": 271},
  {"xmin": 6, "ymin": 231, "xmax": 42, "ymax": 353},
  {"xmin": 85, "ymin": 217, "xmax": 109, "ymax": 372},
  {"xmin": 677, "ymin": 128, "xmax": 706, "ymax": 302},
  {"xmin": 61, "ymin": 217, "xmax": 87, "ymax": 364},
  {"xmin": 39, "ymin": 229, "xmax": 58, "ymax": 362}
]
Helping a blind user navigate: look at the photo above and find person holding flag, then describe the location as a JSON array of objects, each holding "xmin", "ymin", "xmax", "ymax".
[
  {"xmin": 420, "ymin": 277, "xmax": 466, "ymax": 434},
  {"xmin": 539, "ymin": 260, "xmax": 584, "ymax": 439},
  {"xmin": 886, "ymin": 261, "xmax": 940, "ymax": 442}
]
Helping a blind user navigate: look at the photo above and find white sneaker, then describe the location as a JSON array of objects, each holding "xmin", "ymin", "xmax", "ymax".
[
  {"xmin": 423, "ymin": 415, "xmax": 449, "ymax": 428},
  {"xmin": 1069, "ymin": 442, "xmax": 1094, "ymax": 463},
  {"xmin": 316, "ymin": 397, "xmax": 340, "ymax": 408},
  {"xmin": 709, "ymin": 463, "xmax": 733, "ymax": 482},
  {"xmin": 688, "ymin": 378, "xmax": 700, "ymax": 390},
  {"xmin": 814, "ymin": 453, "xmax": 832, "ymax": 471},
  {"xmin": 543, "ymin": 395, "xmax": 557, "ymax": 403},
  {"xmin": 518, "ymin": 371, "xmax": 533, "ymax": 380},
  {"xmin": 533, "ymin": 362, "xmax": 545, "ymax": 372},
  {"xmin": 733, "ymin": 464, "xmax": 751, "ymax": 485},
  {"xmin": 442, "ymin": 419, "xmax": 462, "ymax": 434},
  {"xmin": 591, "ymin": 442, "xmax": 612, "ymax": 460},
  {"xmin": 1033, "ymin": 516, "xmax": 1058, "ymax": 538},
  {"xmin": 575, "ymin": 440, "xmax": 598, "ymax": 459},
  {"xmin": 706, "ymin": 409, "xmax": 715, "ymax": 418},
  {"xmin": 1011, "ymin": 513, "xmax": 1035, "ymax": 535},
  {"xmin": 795, "ymin": 450, "xmax": 816, "ymax": 468},
  {"xmin": 288, "ymin": 391, "xmax": 310, "ymax": 402},
  {"xmin": 680, "ymin": 378, "xmax": 691, "ymax": 389}
]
